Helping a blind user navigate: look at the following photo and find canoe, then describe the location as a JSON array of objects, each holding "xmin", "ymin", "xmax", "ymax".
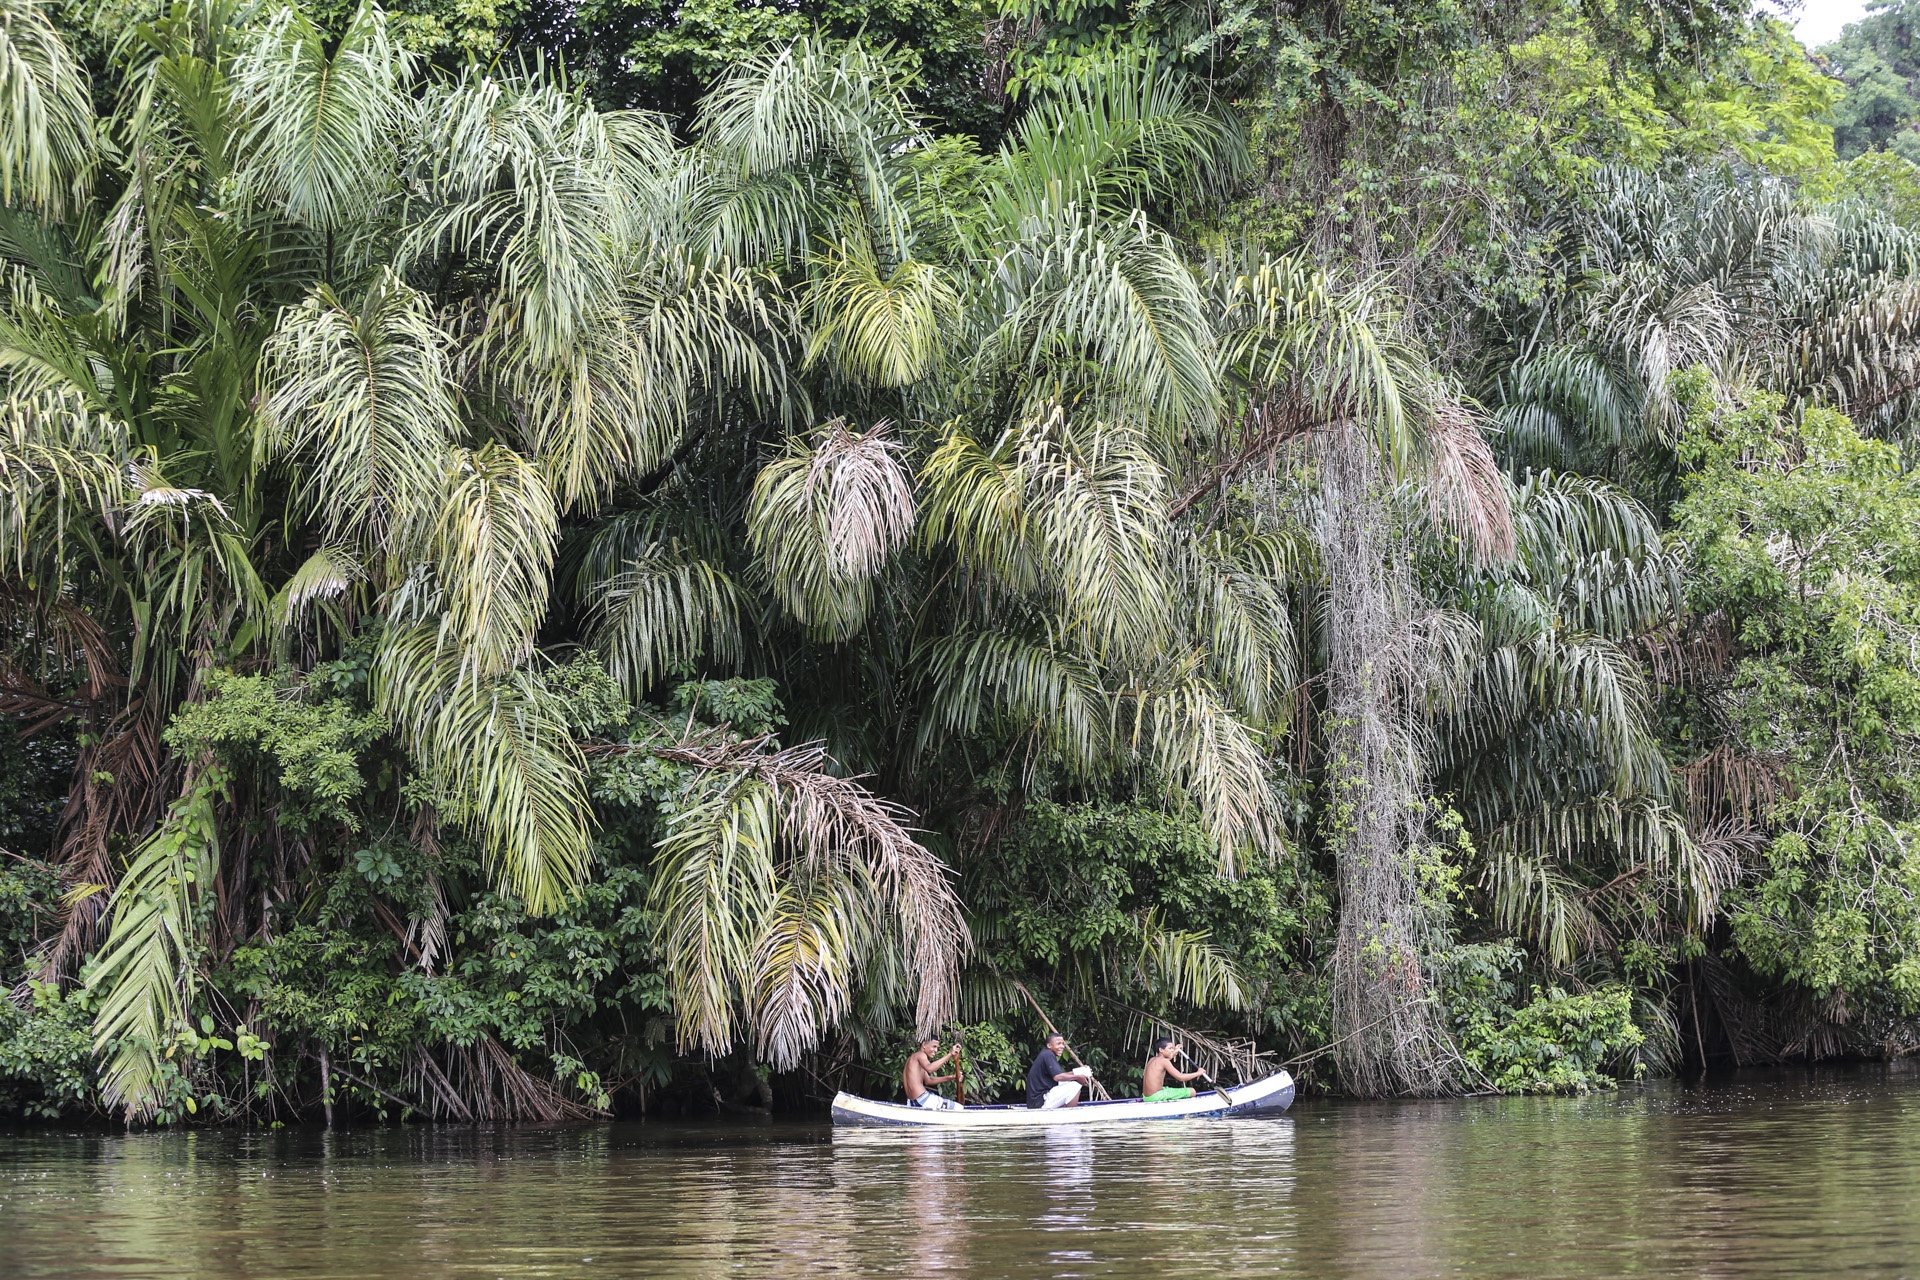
[{"xmin": 830, "ymin": 1069, "xmax": 1294, "ymax": 1128}]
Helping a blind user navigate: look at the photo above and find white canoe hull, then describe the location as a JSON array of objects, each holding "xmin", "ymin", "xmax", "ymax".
[{"xmin": 830, "ymin": 1070, "xmax": 1294, "ymax": 1128}]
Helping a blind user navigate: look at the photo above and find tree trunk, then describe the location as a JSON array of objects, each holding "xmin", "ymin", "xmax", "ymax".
[
  {"xmin": 1320, "ymin": 426, "xmax": 1457, "ymax": 1097},
  {"xmin": 319, "ymin": 1046, "xmax": 334, "ymax": 1128}
]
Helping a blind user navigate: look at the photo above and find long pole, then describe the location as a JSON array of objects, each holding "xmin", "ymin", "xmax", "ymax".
[{"xmin": 1010, "ymin": 980, "xmax": 1110, "ymax": 1101}]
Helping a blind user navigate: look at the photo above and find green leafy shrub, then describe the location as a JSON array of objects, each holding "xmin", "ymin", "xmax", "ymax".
[
  {"xmin": 1443, "ymin": 943, "xmax": 1645, "ymax": 1093},
  {"xmin": 0, "ymin": 979, "xmax": 97, "ymax": 1117}
]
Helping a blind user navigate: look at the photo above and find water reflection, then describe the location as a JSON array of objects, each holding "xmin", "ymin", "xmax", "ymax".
[{"xmin": 2, "ymin": 1070, "xmax": 1917, "ymax": 1279}]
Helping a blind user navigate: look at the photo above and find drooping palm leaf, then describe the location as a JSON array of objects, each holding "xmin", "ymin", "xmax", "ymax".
[
  {"xmin": 228, "ymin": 3, "xmax": 409, "ymax": 235},
  {"xmin": 0, "ymin": 0, "xmax": 94, "ymax": 213},
  {"xmin": 430, "ymin": 443, "xmax": 557, "ymax": 678},
  {"xmin": 748, "ymin": 418, "xmax": 915, "ymax": 640},
  {"xmin": 374, "ymin": 626, "xmax": 594, "ymax": 914},
  {"xmin": 589, "ymin": 539, "xmax": 743, "ymax": 698},
  {"xmin": 86, "ymin": 767, "xmax": 226, "ymax": 1121},
  {"xmin": 256, "ymin": 271, "xmax": 458, "ymax": 558}
]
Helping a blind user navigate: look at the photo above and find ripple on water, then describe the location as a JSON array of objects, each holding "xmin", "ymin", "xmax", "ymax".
[{"xmin": 1, "ymin": 1066, "xmax": 1918, "ymax": 1279}]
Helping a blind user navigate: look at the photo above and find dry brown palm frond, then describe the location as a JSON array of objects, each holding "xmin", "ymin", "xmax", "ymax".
[
  {"xmin": 1102, "ymin": 995, "xmax": 1280, "ymax": 1085},
  {"xmin": 409, "ymin": 1036, "xmax": 605, "ymax": 1121},
  {"xmin": 1423, "ymin": 399, "xmax": 1515, "ymax": 564},
  {"xmin": 810, "ymin": 419, "xmax": 916, "ymax": 580},
  {"xmin": 1634, "ymin": 611, "xmax": 1734, "ymax": 687},
  {"xmin": 0, "ymin": 670, "xmax": 82, "ymax": 736},
  {"xmin": 37, "ymin": 707, "xmax": 166, "ymax": 982},
  {"xmin": 0, "ymin": 581, "xmax": 118, "ymax": 704},
  {"xmin": 1677, "ymin": 744, "xmax": 1789, "ymax": 828}
]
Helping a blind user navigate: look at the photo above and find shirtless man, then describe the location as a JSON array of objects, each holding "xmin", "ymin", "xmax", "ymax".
[
  {"xmin": 1141, "ymin": 1037, "xmax": 1208, "ymax": 1102},
  {"xmin": 902, "ymin": 1035, "xmax": 963, "ymax": 1110}
]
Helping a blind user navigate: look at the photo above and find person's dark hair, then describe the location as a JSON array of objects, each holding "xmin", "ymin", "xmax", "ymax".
[
  {"xmin": 1151, "ymin": 1036, "xmax": 1175, "ymax": 1055},
  {"xmin": 1045, "ymin": 1031, "xmax": 1065, "ymax": 1046},
  {"xmin": 919, "ymin": 1035, "xmax": 939, "ymax": 1048}
]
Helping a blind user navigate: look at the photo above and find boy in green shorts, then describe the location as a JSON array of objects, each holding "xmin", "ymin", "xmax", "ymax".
[{"xmin": 1140, "ymin": 1036, "xmax": 1208, "ymax": 1101}]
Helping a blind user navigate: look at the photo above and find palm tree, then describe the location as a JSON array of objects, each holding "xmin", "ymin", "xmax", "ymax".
[
  {"xmin": 1491, "ymin": 166, "xmax": 1920, "ymax": 487},
  {"xmin": 573, "ymin": 40, "xmax": 1285, "ymax": 1059},
  {"xmin": 0, "ymin": 6, "xmax": 967, "ymax": 1117}
]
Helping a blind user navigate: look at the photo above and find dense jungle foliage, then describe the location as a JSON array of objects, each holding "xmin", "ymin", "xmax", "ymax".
[{"xmin": 5, "ymin": 0, "xmax": 1920, "ymax": 1123}]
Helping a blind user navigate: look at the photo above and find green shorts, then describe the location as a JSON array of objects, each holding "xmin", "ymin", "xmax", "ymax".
[{"xmin": 1143, "ymin": 1086, "xmax": 1195, "ymax": 1103}]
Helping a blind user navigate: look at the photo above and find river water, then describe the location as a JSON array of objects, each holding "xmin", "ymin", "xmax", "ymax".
[{"xmin": 3, "ymin": 1067, "xmax": 1918, "ymax": 1279}]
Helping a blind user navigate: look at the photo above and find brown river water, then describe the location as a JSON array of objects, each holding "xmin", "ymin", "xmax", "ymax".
[{"xmin": 2, "ymin": 1066, "xmax": 1918, "ymax": 1279}]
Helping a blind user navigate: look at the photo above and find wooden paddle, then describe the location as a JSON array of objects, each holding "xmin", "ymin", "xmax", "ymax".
[
  {"xmin": 953, "ymin": 1037, "xmax": 967, "ymax": 1106},
  {"xmin": 1179, "ymin": 1048, "xmax": 1235, "ymax": 1108}
]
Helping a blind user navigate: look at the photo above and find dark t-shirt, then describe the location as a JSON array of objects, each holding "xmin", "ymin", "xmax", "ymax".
[{"xmin": 1026, "ymin": 1048, "xmax": 1066, "ymax": 1108}]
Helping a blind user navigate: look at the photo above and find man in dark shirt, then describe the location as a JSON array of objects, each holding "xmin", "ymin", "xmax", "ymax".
[{"xmin": 1025, "ymin": 1032, "xmax": 1090, "ymax": 1109}]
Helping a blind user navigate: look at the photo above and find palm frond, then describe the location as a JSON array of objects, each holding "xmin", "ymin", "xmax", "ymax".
[
  {"xmin": 1128, "ymin": 911, "xmax": 1249, "ymax": 1010},
  {"xmin": 481, "ymin": 255, "xmax": 790, "ymax": 511},
  {"xmin": 86, "ymin": 768, "xmax": 225, "ymax": 1121},
  {"xmin": 748, "ymin": 418, "xmax": 915, "ymax": 640},
  {"xmin": 374, "ymin": 626, "xmax": 593, "ymax": 914},
  {"xmin": 431, "ymin": 443, "xmax": 557, "ymax": 678},
  {"xmin": 921, "ymin": 408, "xmax": 1175, "ymax": 658},
  {"xmin": 983, "ymin": 205, "xmax": 1216, "ymax": 436},
  {"xmin": 750, "ymin": 871, "xmax": 863, "ymax": 1067},
  {"xmin": 1217, "ymin": 253, "xmax": 1412, "ymax": 468},
  {"xmin": 0, "ymin": 387, "xmax": 125, "ymax": 575},
  {"xmin": 401, "ymin": 71, "xmax": 668, "ymax": 365},
  {"xmin": 648, "ymin": 737, "xmax": 968, "ymax": 1066},
  {"xmin": 917, "ymin": 422, "xmax": 1042, "ymax": 592},
  {"xmin": 1139, "ymin": 675, "xmax": 1283, "ymax": 875},
  {"xmin": 804, "ymin": 237, "xmax": 957, "ymax": 388},
  {"xmin": 918, "ymin": 625, "xmax": 1109, "ymax": 773},
  {"xmin": 1171, "ymin": 525, "xmax": 1296, "ymax": 725},
  {"xmin": 0, "ymin": 265, "xmax": 109, "ymax": 404},
  {"xmin": 694, "ymin": 36, "xmax": 920, "ymax": 264},
  {"xmin": 1480, "ymin": 843, "xmax": 1603, "ymax": 968},
  {"xmin": 752, "ymin": 742, "xmax": 968, "ymax": 1039},
  {"xmin": 256, "ymin": 271, "xmax": 458, "ymax": 558},
  {"xmin": 992, "ymin": 53, "xmax": 1247, "ymax": 218},
  {"xmin": 1423, "ymin": 398, "xmax": 1515, "ymax": 563},
  {"xmin": 269, "ymin": 542, "xmax": 362, "ymax": 640},
  {"xmin": 588, "ymin": 539, "xmax": 742, "ymax": 698},
  {"xmin": 228, "ymin": 3, "xmax": 408, "ymax": 233},
  {"xmin": 650, "ymin": 772, "xmax": 779, "ymax": 1058},
  {"xmin": 0, "ymin": 0, "xmax": 94, "ymax": 213},
  {"xmin": 1491, "ymin": 347, "xmax": 1638, "ymax": 470}
]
